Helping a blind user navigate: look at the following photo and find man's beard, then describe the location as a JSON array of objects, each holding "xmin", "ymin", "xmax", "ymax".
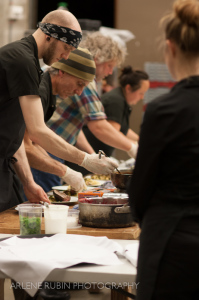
[{"xmin": 43, "ymin": 40, "xmax": 57, "ymax": 66}]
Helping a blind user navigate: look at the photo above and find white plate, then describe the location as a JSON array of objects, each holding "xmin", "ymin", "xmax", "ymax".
[
  {"xmin": 84, "ymin": 177, "xmax": 107, "ymax": 187},
  {"xmin": 70, "ymin": 196, "xmax": 78, "ymax": 202},
  {"xmin": 89, "ymin": 180, "xmax": 106, "ymax": 187},
  {"xmin": 15, "ymin": 196, "xmax": 78, "ymax": 211},
  {"xmin": 52, "ymin": 185, "xmax": 69, "ymax": 191},
  {"xmin": 50, "ymin": 196, "xmax": 78, "ymax": 206},
  {"xmin": 84, "ymin": 186, "xmax": 96, "ymax": 190}
]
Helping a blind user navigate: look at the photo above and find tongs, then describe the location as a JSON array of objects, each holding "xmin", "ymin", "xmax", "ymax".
[
  {"xmin": 40, "ymin": 201, "xmax": 50, "ymax": 208},
  {"xmin": 98, "ymin": 150, "xmax": 121, "ymax": 174}
]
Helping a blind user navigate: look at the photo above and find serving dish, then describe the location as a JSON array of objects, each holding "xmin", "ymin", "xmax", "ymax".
[
  {"xmin": 15, "ymin": 197, "xmax": 79, "ymax": 212},
  {"xmin": 111, "ymin": 169, "xmax": 133, "ymax": 190},
  {"xmin": 52, "ymin": 185, "xmax": 70, "ymax": 191},
  {"xmin": 50, "ymin": 196, "xmax": 78, "ymax": 206}
]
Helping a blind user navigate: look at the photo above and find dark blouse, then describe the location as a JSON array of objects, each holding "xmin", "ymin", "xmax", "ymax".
[{"xmin": 128, "ymin": 76, "xmax": 199, "ymax": 300}]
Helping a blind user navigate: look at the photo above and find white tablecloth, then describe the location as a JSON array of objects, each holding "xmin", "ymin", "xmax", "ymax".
[
  {"xmin": 124, "ymin": 241, "xmax": 139, "ymax": 267},
  {"xmin": 0, "ymin": 234, "xmax": 123, "ymax": 296}
]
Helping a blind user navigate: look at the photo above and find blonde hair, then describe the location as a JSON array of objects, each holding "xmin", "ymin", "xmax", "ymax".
[
  {"xmin": 80, "ymin": 32, "xmax": 126, "ymax": 67},
  {"xmin": 162, "ymin": 0, "xmax": 199, "ymax": 54}
]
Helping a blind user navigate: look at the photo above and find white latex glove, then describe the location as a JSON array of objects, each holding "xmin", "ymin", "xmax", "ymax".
[
  {"xmin": 61, "ymin": 167, "xmax": 87, "ymax": 192},
  {"xmin": 80, "ymin": 153, "xmax": 119, "ymax": 175},
  {"xmin": 127, "ymin": 142, "xmax": 138, "ymax": 158}
]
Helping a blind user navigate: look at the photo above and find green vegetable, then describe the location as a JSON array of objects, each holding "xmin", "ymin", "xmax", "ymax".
[{"xmin": 20, "ymin": 216, "xmax": 41, "ymax": 235}]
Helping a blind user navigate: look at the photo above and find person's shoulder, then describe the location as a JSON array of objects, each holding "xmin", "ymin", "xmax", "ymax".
[
  {"xmin": 41, "ymin": 71, "xmax": 51, "ymax": 85},
  {"xmin": 145, "ymin": 87, "xmax": 182, "ymax": 120},
  {"xmin": 102, "ymin": 87, "xmax": 122, "ymax": 99},
  {"xmin": 0, "ymin": 36, "xmax": 35, "ymax": 64},
  {"xmin": 81, "ymin": 81, "xmax": 98, "ymax": 98},
  {"xmin": 102, "ymin": 87, "xmax": 124, "ymax": 106},
  {"xmin": 40, "ymin": 72, "xmax": 51, "ymax": 92},
  {"xmin": 147, "ymin": 92, "xmax": 171, "ymax": 108},
  {"xmin": 0, "ymin": 36, "xmax": 32, "ymax": 53}
]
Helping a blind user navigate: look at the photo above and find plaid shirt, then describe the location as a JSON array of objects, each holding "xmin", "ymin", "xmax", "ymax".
[{"xmin": 47, "ymin": 81, "xmax": 106, "ymax": 145}]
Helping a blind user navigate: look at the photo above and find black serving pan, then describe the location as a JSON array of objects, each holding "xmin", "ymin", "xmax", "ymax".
[{"xmin": 111, "ymin": 169, "xmax": 133, "ymax": 190}]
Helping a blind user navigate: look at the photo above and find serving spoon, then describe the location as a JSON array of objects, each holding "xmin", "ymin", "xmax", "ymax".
[{"xmin": 98, "ymin": 150, "xmax": 121, "ymax": 174}]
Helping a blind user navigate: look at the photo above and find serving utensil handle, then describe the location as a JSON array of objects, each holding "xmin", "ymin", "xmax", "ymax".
[{"xmin": 98, "ymin": 150, "xmax": 121, "ymax": 173}]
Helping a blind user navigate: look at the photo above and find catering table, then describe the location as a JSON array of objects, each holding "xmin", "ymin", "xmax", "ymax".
[
  {"xmin": 0, "ymin": 206, "xmax": 141, "ymax": 240},
  {"xmin": 0, "ymin": 206, "xmax": 140, "ymax": 300}
]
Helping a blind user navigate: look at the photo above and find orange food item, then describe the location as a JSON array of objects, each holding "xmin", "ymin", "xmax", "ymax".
[{"xmin": 78, "ymin": 191, "xmax": 103, "ymax": 200}]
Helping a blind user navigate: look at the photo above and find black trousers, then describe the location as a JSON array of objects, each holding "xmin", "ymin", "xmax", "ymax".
[{"xmin": 152, "ymin": 216, "xmax": 199, "ymax": 300}]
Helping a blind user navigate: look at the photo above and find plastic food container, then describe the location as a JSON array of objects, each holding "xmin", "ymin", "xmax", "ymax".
[
  {"xmin": 67, "ymin": 209, "xmax": 80, "ymax": 228},
  {"xmin": 18, "ymin": 203, "xmax": 42, "ymax": 235},
  {"xmin": 44, "ymin": 205, "xmax": 69, "ymax": 234}
]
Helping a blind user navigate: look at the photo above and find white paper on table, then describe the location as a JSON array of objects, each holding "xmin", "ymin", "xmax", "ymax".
[
  {"xmin": 0, "ymin": 234, "xmax": 123, "ymax": 296},
  {"xmin": 124, "ymin": 241, "xmax": 139, "ymax": 267}
]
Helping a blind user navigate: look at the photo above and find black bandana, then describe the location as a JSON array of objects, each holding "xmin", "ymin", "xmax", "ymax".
[{"xmin": 38, "ymin": 22, "xmax": 82, "ymax": 48}]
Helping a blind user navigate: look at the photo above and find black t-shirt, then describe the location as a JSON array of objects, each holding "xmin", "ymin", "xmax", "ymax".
[
  {"xmin": 0, "ymin": 35, "xmax": 42, "ymax": 158},
  {"xmin": 39, "ymin": 71, "xmax": 56, "ymax": 122},
  {"xmin": 0, "ymin": 35, "xmax": 43, "ymax": 211},
  {"xmin": 83, "ymin": 86, "xmax": 131, "ymax": 156}
]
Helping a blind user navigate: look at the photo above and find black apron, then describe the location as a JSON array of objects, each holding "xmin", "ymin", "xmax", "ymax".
[
  {"xmin": 0, "ymin": 93, "xmax": 27, "ymax": 212},
  {"xmin": 0, "ymin": 156, "xmax": 24, "ymax": 212}
]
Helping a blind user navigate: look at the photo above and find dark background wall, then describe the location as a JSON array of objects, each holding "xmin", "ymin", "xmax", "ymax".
[{"xmin": 37, "ymin": 0, "xmax": 114, "ymax": 28}]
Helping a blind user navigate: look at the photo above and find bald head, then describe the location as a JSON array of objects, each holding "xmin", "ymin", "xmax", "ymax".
[{"xmin": 42, "ymin": 10, "xmax": 81, "ymax": 33}]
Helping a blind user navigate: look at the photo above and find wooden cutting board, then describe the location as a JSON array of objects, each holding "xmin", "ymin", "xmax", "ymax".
[{"xmin": 0, "ymin": 207, "xmax": 140, "ymax": 240}]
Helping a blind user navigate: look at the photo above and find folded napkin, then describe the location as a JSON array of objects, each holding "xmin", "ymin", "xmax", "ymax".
[
  {"xmin": 0, "ymin": 234, "xmax": 123, "ymax": 296},
  {"xmin": 124, "ymin": 240, "xmax": 139, "ymax": 267}
]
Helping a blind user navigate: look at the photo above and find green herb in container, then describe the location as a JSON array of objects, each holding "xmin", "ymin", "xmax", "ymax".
[
  {"xmin": 18, "ymin": 203, "xmax": 42, "ymax": 235},
  {"xmin": 20, "ymin": 216, "xmax": 41, "ymax": 235}
]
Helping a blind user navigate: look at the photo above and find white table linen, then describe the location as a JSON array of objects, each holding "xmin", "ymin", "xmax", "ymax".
[
  {"xmin": 124, "ymin": 240, "xmax": 139, "ymax": 267},
  {"xmin": 0, "ymin": 234, "xmax": 123, "ymax": 296}
]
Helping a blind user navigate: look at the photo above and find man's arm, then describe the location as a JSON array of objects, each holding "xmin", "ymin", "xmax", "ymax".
[
  {"xmin": 126, "ymin": 129, "xmax": 139, "ymax": 142},
  {"xmin": 20, "ymin": 95, "xmax": 85, "ymax": 164},
  {"xmin": 24, "ymin": 130, "xmax": 88, "ymax": 191},
  {"xmin": 75, "ymin": 130, "xmax": 95, "ymax": 154},
  {"xmin": 24, "ymin": 130, "xmax": 66, "ymax": 177},
  {"xmin": 19, "ymin": 95, "xmax": 119, "ymax": 175},
  {"xmin": 108, "ymin": 120, "xmax": 121, "ymax": 131},
  {"xmin": 13, "ymin": 141, "xmax": 50, "ymax": 203},
  {"xmin": 106, "ymin": 120, "xmax": 139, "ymax": 142},
  {"xmin": 87, "ymin": 119, "xmax": 137, "ymax": 153}
]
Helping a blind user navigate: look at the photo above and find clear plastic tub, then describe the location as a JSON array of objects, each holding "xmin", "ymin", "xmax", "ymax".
[
  {"xmin": 67, "ymin": 209, "xmax": 80, "ymax": 228},
  {"xmin": 18, "ymin": 203, "xmax": 42, "ymax": 235}
]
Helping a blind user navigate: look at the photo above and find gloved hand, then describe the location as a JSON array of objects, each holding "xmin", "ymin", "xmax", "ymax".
[
  {"xmin": 127, "ymin": 142, "xmax": 138, "ymax": 158},
  {"xmin": 80, "ymin": 153, "xmax": 119, "ymax": 175},
  {"xmin": 61, "ymin": 167, "xmax": 87, "ymax": 192}
]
